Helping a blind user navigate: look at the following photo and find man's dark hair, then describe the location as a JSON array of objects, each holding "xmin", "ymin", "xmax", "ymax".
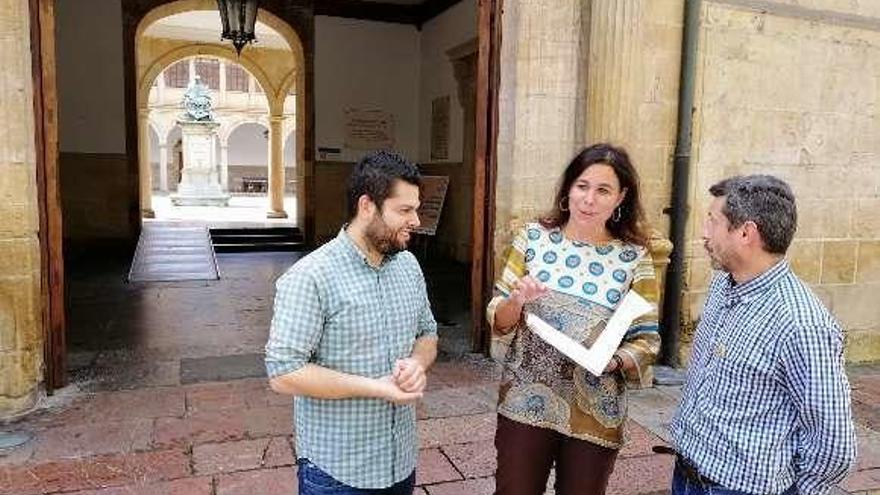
[
  {"xmin": 346, "ymin": 150, "xmax": 421, "ymax": 220},
  {"xmin": 709, "ymin": 174, "xmax": 797, "ymax": 255}
]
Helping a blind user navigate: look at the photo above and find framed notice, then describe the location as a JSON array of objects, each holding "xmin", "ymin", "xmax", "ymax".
[
  {"xmin": 344, "ymin": 108, "xmax": 395, "ymax": 150},
  {"xmin": 414, "ymin": 175, "xmax": 449, "ymax": 236},
  {"xmin": 430, "ymin": 96, "xmax": 450, "ymax": 160}
]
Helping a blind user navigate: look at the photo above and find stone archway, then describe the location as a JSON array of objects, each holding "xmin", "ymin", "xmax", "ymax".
[
  {"xmin": 224, "ymin": 120, "xmax": 270, "ymax": 193},
  {"xmin": 137, "ymin": 46, "xmax": 278, "ymax": 111},
  {"xmin": 134, "ymin": 0, "xmax": 306, "ymax": 221}
]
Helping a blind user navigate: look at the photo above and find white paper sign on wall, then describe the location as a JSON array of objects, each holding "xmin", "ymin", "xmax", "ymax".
[{"xmin": 344, "ymin": 108, "xmax": 395, "ymax": 150}]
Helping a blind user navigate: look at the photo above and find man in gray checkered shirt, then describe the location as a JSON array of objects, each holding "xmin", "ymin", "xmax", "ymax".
[
  {"xmin": 670, "ymin": 175, "xmax": 856, "ymax": 495},
  {"xmin": 266, "ymin": 151, "xmax": 438, "ymax": 494}
]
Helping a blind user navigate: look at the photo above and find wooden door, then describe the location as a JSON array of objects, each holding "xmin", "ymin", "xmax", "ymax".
[
  {"xmin": 30, "ymin": 0, "xmax": 66, "ymax": 392},
  {"xmin": 470, "ymin": 0, "xmax": 503, "ymax": 353}
]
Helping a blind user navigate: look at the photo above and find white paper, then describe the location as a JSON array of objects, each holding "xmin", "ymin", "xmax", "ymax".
[{"xmin": 525, "ymin": 290, "xmax": 654, "ymax": 377}]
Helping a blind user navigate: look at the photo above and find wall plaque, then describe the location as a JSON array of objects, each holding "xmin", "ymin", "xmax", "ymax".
[
  {"xmin": 430, "ymin": 96, "xmax": 450, "ymax": 160},
  {"xmin": 414, "ymin": 175, "xmax": 449, "ymax": 236},
  {"xmin": 344, "ymin": 108, "xmax": 395, "ymax": 150}
]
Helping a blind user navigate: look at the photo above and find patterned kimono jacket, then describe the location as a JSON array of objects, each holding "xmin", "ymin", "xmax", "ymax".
[{"xmin": 487, "ymin": 222, "xmax": 661, "ymax": 449}]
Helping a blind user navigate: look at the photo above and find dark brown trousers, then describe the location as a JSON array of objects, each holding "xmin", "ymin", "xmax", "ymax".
[{"xmin": 494, "ymin": 415, "xmax": 618, "ymax": 495}]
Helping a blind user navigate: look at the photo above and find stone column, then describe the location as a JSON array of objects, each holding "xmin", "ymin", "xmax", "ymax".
[
  {"xmin": 158, "ymin": 143, "xmax": 169, "ymax": 193},
  {"xmin": 585, "ymin": 0, "xmax": 644, "ymax": 146},
  {"xmin": 584, "ymin": 1, "xmax": 682, "ymax": 384},
  {"xmin": 583, "ymin": 0, "xmax": 683, "ymax": 233},
  {"xmin": 267, "ymin": 115, "xmax": 287, "ymax": 218},
  {"xmin": 220, "ymin": 142, "xmax": 229, "ymax": 192},
  {"xmin": 138, "ymin": 108, "xmax": 155, "ymax": 218},
  {"xmin": 1, "ymin": 0, "xmax": 43, "ymax": 417}
]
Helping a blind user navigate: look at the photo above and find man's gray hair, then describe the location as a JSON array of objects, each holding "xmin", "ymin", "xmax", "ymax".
[{"xmin": 709, "ymin": 175, "xmax": 797, "ymax": 255}]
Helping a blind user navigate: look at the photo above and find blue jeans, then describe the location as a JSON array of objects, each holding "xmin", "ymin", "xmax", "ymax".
[
  {"xmin": 671, "ymin": 464, "xmax": 798, "ymax": 495},
  {"xmin": 297, "ymin": 458, "xmax": 415, "ymax": 495}
]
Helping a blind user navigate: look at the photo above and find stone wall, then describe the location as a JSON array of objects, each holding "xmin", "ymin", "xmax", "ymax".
[
  {"xmin": 495, "ymin": 0, "xmax": 683, "ymax": 271},
  {"xmin": 584, "ymin": 0, "xmax": 684, "ymax": 235},
  {"xmin": 0, "ymin": 0, "xmax": 44, "ymax": 415},
  {"xmin": 682, "ymin": 0, "xmax": 880, "ymax": 362},
  {"xmin": 495, "ymin": 0, "xmax": 880, "ymax": 363},
  {"xmin": 495, "ymin": 0, "xmax": 590, "ymax": 272}
]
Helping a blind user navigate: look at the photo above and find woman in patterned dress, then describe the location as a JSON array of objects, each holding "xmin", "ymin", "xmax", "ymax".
[{"xmin": 487, "ymin": 143, "xmax": 661, "ymax": 495}]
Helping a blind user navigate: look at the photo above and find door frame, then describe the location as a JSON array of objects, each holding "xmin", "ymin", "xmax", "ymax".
[
  {"xmin": 30, "ymin": 0, "xmax": 66, "ymax": 392},
  {"xmin": 35, "ymin": 0, "xmax": 499, "ymax": 373},
  {"xmin": 470, "ymin": 0, "xmax": 503, "ymax": 353}
]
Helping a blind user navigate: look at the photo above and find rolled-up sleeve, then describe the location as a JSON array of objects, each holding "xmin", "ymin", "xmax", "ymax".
[
  {"xmin": 417, "ymin": 277, "xmax": 438, "ymax": 339},
  {"xmin": 265, "ymin": 269, "xmax": 325, "ymax": 378},
  {"xmin": 617, "ymin": 250, "xmax": 661, "ymax": 388},
  {"xmin": 486, "ymin": 228, "xmax": 528, "ymax": 332}
]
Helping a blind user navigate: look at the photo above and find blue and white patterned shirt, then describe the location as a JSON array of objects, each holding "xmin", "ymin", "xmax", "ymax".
[
  {"xmin": 670, "ymin": 259, "xmax": 856, "ymax": 495},
  {"xmin": 265, "ymin": 229, "xmax": 437, "ymax": 489}
]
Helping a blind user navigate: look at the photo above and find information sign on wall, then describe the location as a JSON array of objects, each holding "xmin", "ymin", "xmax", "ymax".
[
  {"xmin": 430, "ymin": 96, "xmax": 450, "ymax": 160},
  {"xmin": 344, "ymin": 108, "xmax": 395, "ymax": 150},
  {"xmin": 414, "ymin": 175, "xmax": 449, "ymax": 236}
]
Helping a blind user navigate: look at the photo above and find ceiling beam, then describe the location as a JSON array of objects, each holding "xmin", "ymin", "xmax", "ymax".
[
  {"xmin": 314, "ymin": 0, "xmax": 464, "ymax": 28},
  {"xmin": 417, "ymin": 0, "xmax": 462, "ymax": 27},
  {"xmin": 315, "ymin": 0, "xmax": 420, "ymax": 25}
]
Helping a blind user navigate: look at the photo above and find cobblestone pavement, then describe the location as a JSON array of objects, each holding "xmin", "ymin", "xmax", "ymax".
[
  {"xmin": 4, "ymin": 251, "xmax": 875, "ymax": 494},
  {"xmin": 1, "ymin": 358, "xmax": 877, "ymax": 495}
]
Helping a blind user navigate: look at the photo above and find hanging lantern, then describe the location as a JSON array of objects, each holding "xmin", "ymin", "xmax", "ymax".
[{"xmin": 217, "ymin": 0, "xmax": 259, "ymax": 56}]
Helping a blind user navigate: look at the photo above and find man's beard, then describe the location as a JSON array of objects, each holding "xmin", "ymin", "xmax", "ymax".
[
  {"xmin": 704, "ymin": 241, "xmax": 728, "ymax": 272},
  {"xmin": 364, "ymin": 213, "xmax": 410, "ymax": 256}
]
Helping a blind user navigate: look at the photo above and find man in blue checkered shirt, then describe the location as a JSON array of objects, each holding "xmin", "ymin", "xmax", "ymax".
[
  {"xmin": 265, "ymin": 151, "xmax": 438, "ymax": 494},
  {"xmin": 670, "ymin": 175, "xmax": 857, "ymax": 495}
]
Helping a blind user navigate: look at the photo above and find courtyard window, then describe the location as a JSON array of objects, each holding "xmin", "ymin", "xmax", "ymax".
[
  {"xmin": 226, "ymin": 64, "xmax": 248, "ymax": 92},
  {"xmin": 195, "ymin": 58, "xmax": 220, "ymax": 90},
  {"xmin": 164, "ymin": 60, "xmax": 189, "ymax": 88}
]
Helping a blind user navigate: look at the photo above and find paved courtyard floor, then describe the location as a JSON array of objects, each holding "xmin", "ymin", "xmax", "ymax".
[
  {"xmin": 1, "ymin": 359, "xmax": 878, "ymax": 495},
  {"xmin": 149, "ymin": 194, "xmax": 298, "ymax": 226},
  {"xmin": 2, "ymin": 248, "xmax": 877, "ymax": 495}
]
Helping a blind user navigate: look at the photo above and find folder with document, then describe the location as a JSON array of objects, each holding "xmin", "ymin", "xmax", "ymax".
[{"xmin": 525, "ymin": 290, "xmax": 654, "ymax": 376}]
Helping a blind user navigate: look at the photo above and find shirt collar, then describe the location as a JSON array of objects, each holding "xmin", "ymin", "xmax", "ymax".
[
  {"xmin": 337, "ymin": 226, "xmax": 396, "ymax": 269},
  {"xmin": 722, "ymin": 258, "xmax": 790, "ymax": 304}
]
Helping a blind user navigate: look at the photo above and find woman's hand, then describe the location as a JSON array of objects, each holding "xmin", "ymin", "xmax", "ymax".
[
  {"xmin": 492, "ymin": 276, "xmax": 549, "ymax": 333},
  {"xmin": 510, "ymin": 275, "xmax": 549, "ymax": 306}
]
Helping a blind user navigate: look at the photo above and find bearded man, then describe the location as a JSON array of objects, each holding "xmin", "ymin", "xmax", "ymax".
[{"xmin": 266, "ymin": 150, "xmax": 438, "ymax": 495}]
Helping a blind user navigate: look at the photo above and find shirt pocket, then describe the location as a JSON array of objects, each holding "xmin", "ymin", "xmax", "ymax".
[
  {"xmin": 716, "ymin": 341, "xmax": 777, "ymax": 396},
  {"xmin": 385, "ymin": 274, "xmax": 424, "ymax": 335}
]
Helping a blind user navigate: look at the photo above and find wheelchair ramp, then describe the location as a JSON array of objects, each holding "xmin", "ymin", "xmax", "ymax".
[{"xmin": 128, "ymin": 224, "xmax": 220, "ymax": 282}]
